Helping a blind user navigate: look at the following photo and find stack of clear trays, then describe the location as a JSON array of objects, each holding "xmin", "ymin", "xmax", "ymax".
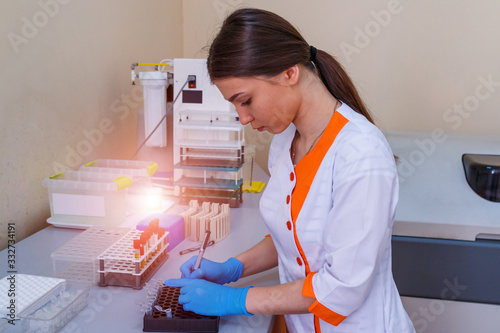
[
  {"xmin": 80, "ymin": 159, "xmax": 158, "ymax": 194},
  {"xmin": 19, "ymin": 283, "xmax": 89, "ymax": 333},
  {"xmin": 0, "ymin": 274, "xmax": 66, "ymax": 319},
  {"xmin": 51, "ymin": 226, "xmax": 131, "ymax": 284}
]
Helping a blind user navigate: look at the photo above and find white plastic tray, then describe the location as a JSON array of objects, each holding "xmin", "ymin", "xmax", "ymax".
[
  {"xmin": 18, "ymin": 283, "xmax": 89, "ymax": 333},
  {"xmin": 0, "ymin": 274, "xmax": 66, "ymax": 319}
]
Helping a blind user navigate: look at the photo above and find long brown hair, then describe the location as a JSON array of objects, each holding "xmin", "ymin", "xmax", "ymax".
[{"xmin": 207, "ymin": 8, "xmax": 375, "ymax": 124}]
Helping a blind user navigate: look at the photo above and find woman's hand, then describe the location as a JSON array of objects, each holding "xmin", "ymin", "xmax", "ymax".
[
  {"xmin": 164, "ymin": 278, "xmax": 252, "ymax": 316},
  {"xmin": 179, "ymin": 256, "xmax": 243, "ymax": 285}
]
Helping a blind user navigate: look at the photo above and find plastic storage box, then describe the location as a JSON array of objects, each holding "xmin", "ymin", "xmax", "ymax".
[
  {"xmin": 42, "ymin": 170, "xmax": 132, "ymax": 227},
  {"xmin": 80, "ymin": 159, "xmax": 158, "ymax": 194},
  {"xmin": 19, "ymin": 283, "xmax": 89, "ymax": 333},
  {"xmin": 136, "ymin": 214, "xmax": 185, "ymax": 252},
  {"xmin": 51, "ymin": 226, "xmax": 131, "ymax": 284}
]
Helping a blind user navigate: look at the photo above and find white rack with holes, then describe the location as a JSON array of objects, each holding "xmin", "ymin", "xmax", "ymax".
[
  {"xmin": 97, "ymin": 229, "xmax": 169, "ymax": 290},
  {"xmin": 51, "ymin": 226, "xmax": 130, "ymax": 285}
]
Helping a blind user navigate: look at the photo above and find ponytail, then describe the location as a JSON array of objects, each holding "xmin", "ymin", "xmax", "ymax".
[{"xmin": 314, "ymin": 50, "xmax": 375, "ymax": 124}]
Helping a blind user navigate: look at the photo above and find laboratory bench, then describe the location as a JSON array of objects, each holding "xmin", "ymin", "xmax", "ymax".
[
  {"xmin": 3, "ymin": 131, "xmax": 500, "ymax": 333},
  {"xmin": 0, "ymin": 165, "xmax": 279, "ymax": 333}
]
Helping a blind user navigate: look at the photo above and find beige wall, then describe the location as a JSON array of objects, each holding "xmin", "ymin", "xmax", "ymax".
[
  {"xmin": 2, "ymin": 0, "xmax": 498, "ymax": 248},
  {"xmin": 0, "ymin": 0, "xmax": 183, "ymax": 249},
  {"xmin": 182, "ymin": 0, "xmax": 500, "ymax": 171}
]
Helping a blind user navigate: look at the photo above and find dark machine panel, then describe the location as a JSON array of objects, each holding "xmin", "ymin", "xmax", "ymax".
[{"xmin": 392, "ymin": 236, "xmax": 500, "ymax": 305}]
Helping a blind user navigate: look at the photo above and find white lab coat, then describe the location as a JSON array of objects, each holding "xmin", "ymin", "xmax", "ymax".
[{"xmin": 259, "ymin": 103, "xmax": 415, "ymax": 332}]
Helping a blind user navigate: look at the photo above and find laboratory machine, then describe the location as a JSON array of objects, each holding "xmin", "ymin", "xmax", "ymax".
[
  {"xmin": 387, "ymin": 131, "xmax": 500, "ymax": 333},
  {"xmin": 172, "ymin": 59, "xmax": 245, "ymax": 207}
]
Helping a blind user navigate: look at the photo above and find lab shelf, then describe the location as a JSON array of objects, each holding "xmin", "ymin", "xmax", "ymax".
[
  {"xmin": 174, "ymin": 102, "xmax": 245, "ymax": 207},
  {"xmin": 176, "ymin": 139, "xmax": 244, "ymax": 149},
  {"xmin": 175, "ymin": 176, "xmax": 242, "ymax": 189},
  {"xmin": 176, "ymin": 120, "xmax": 243, "ymax": 131},
  {"xmin": 143, "ymin": 286, "xmax": 219, "ymax": 332},
  {"xmin": 97, "ymin": 229, "xmax": 169, "ymax": 290},
  {"xmin": 174, "ymin": 159, "xmax": 242, "ymax": 171},
  {"xmin": 180, "ymin": 149, "xmax": 242, "ymax": 160},
  {"xmin": 179, "ymin": 188, "xmax": 242, "ymax": 208},
  {"xmin": 178, "ymin": 109, "xmax": 238, "ymax": 118}
]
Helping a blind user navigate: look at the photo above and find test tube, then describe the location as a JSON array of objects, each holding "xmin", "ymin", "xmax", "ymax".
[
  {"xmin": 146, "ymin": 230, "xmax": 153, "ymax": 260},
  {"xmin": 133, "ymin": 239, "xmax": 141, "ymax": 259},
  {"xmin": 165, "ymin": 308, "xmax": 172, "ymax": 319},
  {"xmin": 158, "ymin": 228, "xmax": 165, "ymax": 249},
  {"xmin": 139, "ymin": 239, "xmax": 145, "ymax": 268},
  {"xmin": 146, "ymin": 306, "xmax": 153, "ymax": 316},
  {"xmin": 154, "ymin": 227, "xmax": 161, "ymax": 252},
  {"xmin": 141, "ymin": 233, "xmax": 148, "ymax": 266}
]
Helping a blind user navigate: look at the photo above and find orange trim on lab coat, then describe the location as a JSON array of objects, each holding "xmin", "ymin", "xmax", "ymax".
[
  {"xmin": 291, "ymin": 111, "xmax": 348, "ymax": 275},
  {"xmin": 303, "ymin": 272, "xmax": 348, "ymax": 328},
  {"xmin": 291, "ymin": 111, "xmax": 349, "ymax": 332},
  {"xmin": 309, "ymin": 300, "xmax": 347, "ymax": 327}
]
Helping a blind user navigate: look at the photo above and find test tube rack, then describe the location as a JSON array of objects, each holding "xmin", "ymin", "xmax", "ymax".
[
  {"xmin": 143, "ymin": 286, "xmax": 219, "ymax": 332},
  {"xmin": 179, "ymin": 200, "xmax": 199, "ymax": 237},
  {"xmin": 97, "ymin": 229, "xmax": 169, "ymax": 290},
  {"xmin": 180, "ymin": 200, "xmax": 230, "ymax": 243},
  {"xmin": 51, "ymin": 226, "xmax": 131, "ymax": 284}
]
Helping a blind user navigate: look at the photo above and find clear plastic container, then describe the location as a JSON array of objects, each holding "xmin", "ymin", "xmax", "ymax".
[
  {"xmin": 19, "ymin": 283, "xmax": 89, "ymax": 333},
  {"xmin": 51, "ymin": 226, "xmax": 130, "ymax": 284},
  {"xmin": 42, "ymin": 170, "xmax": 132, "ymax": 227},
  {"xmin": 80, "ymin": 159, "xmax": 158, "ymax": 194}
]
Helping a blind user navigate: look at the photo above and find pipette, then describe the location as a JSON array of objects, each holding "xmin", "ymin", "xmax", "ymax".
[{"xmin": 193, "ymin": 230, "xmax": 211, "ymax": 271}]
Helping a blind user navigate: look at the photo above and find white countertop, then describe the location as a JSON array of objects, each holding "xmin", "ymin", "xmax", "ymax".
[
  {"xmin": 387, "ymin": 130, "xmax": 500, "ymax": 241},
  {"xmin": 0, "ymin": 166, "xmax": 278, "ymax": 333}
]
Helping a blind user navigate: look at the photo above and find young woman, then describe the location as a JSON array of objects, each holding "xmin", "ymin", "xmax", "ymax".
[{"xmin": 165, "ymin": 8, "xmax": 416, "ymax": 333}]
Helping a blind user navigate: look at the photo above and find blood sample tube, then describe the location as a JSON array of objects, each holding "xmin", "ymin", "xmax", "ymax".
[{"xmin": 133, "ymin": 239, "xmax": 141, "ymax": 259}]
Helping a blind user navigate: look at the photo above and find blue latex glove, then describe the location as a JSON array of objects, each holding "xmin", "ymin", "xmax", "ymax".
[
  {"xmin": 164, "ymin": 278, "xmax": 253, "ymax": 316},
  {"xmin": 180, "ymin": 256, "xmax": 243, "ymax": 285}
]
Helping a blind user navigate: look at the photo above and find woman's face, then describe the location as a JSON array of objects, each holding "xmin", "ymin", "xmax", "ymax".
[{"xmin": 214, "ymin": 72, "xmax": 300, "ymax": 134}]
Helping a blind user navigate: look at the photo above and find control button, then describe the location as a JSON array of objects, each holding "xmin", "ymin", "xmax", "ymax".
[
  {"xmin": 290, "ymin": 172, "xmax": 294, "ymax": 181},
  {"xmin": 286, "ymin": 195, "xmax": 290, "ymax": 204},
  {"xmin": 286, "ymin": 221, "xmax": 292, "ymax": 230}
]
